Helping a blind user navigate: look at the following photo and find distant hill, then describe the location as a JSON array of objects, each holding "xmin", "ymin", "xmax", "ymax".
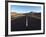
[
  {"xmin": 11, "ymin": 12, "xmax": 25, "ymax": 20},
  {"xmin": 11, "ymin": 12, "xmax": 41, "ymax": 17},
  {"xmin": 23, "ymin": 12, "xmax": 41, "ymax": 17},
  {"xmin": 11, "ymin": 12, "xmax": 41, "ymax": 20},
  {"xmin": 11, "ymin": 12, "xmax": 25, "ymax": 17}
]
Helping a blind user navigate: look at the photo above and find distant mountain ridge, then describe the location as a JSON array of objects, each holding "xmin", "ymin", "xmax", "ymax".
[
  {"xmin": 11, "ymin": 12, "xmax": 41, "ymax": 20},
  {"xmin": 11, "ymin": 12, "xmax": 41, "ymax": 17}
]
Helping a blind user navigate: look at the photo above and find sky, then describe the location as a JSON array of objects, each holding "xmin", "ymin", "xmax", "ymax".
[{"xmin": 11, "ymin": 5, "xmax": 41, "ymax": 13}]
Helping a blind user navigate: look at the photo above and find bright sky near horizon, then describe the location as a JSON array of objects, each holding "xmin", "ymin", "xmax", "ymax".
[{"xmin": 11, "ymin": 5, "xmax": 41, "ymax": 13}]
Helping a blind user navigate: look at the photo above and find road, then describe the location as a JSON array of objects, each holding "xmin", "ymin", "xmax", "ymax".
[{"xmin": 11, "ymin": 16, "xmax": 41, "ymax": 31}]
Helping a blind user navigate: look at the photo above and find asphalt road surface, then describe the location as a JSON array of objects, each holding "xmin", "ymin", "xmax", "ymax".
[{"xmin": 11, "ymin": 16, "xmax": 41, "ymax": 31}]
